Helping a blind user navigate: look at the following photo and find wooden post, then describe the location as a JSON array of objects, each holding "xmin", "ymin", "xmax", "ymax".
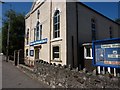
[
  {"xmin": 108, "ymin": 67, "xmax": 111, "ymax": 74},
  {"xmin": 97, "ymin": 66, "xmax": 101, "ymax": 74},
  {"xmin": 103, "ymin": 67, "xmax": 105, "ymax": 74},
  {"xmin": 114, "ymin": 68, "xmax": 116, "ymax": 77}
]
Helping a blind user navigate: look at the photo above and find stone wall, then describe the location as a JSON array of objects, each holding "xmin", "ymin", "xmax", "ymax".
[{"xmin": 19, "ymin": 60, "xmax": 120, "ymax": 88}]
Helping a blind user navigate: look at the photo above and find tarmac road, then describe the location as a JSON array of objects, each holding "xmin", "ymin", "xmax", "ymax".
[{"xmin": 2, "ymin": 60, "xmax": 51, "ymax": 88}]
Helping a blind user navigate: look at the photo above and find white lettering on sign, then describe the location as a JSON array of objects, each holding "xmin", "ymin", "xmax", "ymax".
[
  {"xmin": 101, "ymin": 43, "xmax": 120, "ymax": 48},
  {"xmin": 108, "ymin": 54, "xmax": 120, "ymax": 58},
  {"xmin": 30, "ymin": 38, "xmax": 47, "ymax": 46}
]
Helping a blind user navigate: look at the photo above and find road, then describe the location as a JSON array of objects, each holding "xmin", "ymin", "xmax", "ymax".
[{"xmin": 2, "ymin": 59, "xmax": 51, "ymax": 88}]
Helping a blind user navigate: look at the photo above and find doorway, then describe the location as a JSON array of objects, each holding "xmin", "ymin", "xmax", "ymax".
[{"xmin": 35, "ymin": 48, "xmax": 39, "ymax": 59}]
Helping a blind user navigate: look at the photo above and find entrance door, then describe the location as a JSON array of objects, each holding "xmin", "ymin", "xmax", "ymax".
[{"xmin": 35, "ymin": 48, "xmax": 39, "ymax": 59}]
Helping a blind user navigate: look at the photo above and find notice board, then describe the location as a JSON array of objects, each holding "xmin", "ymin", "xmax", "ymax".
[{"xmin": 92, "ymin": 38, "xmax": 120, "ymax": 68}]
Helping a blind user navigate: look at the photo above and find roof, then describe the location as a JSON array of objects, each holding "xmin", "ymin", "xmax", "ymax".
[
  {"xmin": 77, "ymin": 2, "xmax": 120, "ymax": 25},
  {"xmin": 25, "ymin": 1, "xmax": 120, "ymax": 26}
]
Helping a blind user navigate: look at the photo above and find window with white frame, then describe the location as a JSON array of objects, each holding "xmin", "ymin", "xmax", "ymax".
[
  {"xmin": 36, "ymin": 22, "xmax": 39, "ymax": 40},
  {"xmin": 53, "ymin": 46, "xmax": 60, "ymax": 60},
  {"xmin": 34, "ymin": 28, "xmax": 36, "ymax": 41},
  {"xmin": 40, "ymin": 24, "xmax": 42, "ymax": 40},
  {"xmin": 26, "ymin": 29, "xmax": 29, "ymax": 45},
  {"xmin": 30, "ymin": 50, "xmax": 34, "ymax": 56},
  {"xmin": 53, "ymin": 10, "xmax": 60, "ymax": 38},
  {"xmin": 37, "ymin": 10, "xmax": 40, "ymax": 19},
  {"xmin": 26, "ymin": 49, "xmax": 28, "ymax": 57},
  {"xmin": 36, "ymin": 22, "xmax": 42, "ymax": 41},
  {"xmin": 84, "ymin": 46, "xmax": 93, "ymax": 59}
]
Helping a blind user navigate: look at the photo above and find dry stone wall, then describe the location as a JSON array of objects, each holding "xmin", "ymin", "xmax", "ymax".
[{"xmin": 19, "ymin": 60, "xmax": 120, "ymax": 88}]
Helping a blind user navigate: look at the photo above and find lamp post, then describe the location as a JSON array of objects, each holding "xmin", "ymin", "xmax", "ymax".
[
  {"xmin": 6, "ymin": 13, "xmax": 10, "ymax": 62},
  {"xmin": 2, "ymin": 1, "xmax": 12, "ymax": 62}
]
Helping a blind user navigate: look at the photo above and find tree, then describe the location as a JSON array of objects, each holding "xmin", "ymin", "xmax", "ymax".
[
  {"xmin": 115, "ymin": 18, "xmax": 120, "ymax": 24},
  {"xmin": 2, "ymin": 9, "xmax": 25, "ymax": 56}
]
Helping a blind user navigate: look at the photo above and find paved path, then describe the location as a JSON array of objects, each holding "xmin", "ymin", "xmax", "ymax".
[
  {"xmin": 2, "ymin": 60, "xmax": 51, "ymax": 88},
  {"xmin": 0, "ymin": 55, "xmax": 2, "ymax": 89}
]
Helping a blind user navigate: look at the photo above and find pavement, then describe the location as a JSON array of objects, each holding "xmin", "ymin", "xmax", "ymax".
[
  {"xmin": 2, "ymin": 59, "xmax": 51, "ymax": 88},
  {"xmin": 0, "ymin": 54, "xmax": 2, "ymax": 89}
]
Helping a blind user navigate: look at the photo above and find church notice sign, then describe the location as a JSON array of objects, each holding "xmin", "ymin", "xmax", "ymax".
[{"xmin": 92, "ymin": 38, "xmax": 120, "ymax": 68}]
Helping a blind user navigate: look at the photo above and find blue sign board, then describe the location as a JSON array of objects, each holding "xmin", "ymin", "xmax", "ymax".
[
  {"xmin": 30, "ymin": 38, "xmax": 48, "ymax": 46},
  {"xmin": 92, "ymin": 38, "xmax": 120, "ymax": 68}
]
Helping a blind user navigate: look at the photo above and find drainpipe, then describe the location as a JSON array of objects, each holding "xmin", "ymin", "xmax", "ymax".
[
  {"xmin": 76, "ymin": 2, "xmax": 79, "ymax": 68},
  {"xmin": 49, "ymin": 0, "xmax": 52, "ymax": 63}
]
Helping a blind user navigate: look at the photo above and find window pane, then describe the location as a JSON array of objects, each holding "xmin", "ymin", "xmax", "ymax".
[
  {"xmin": 58, "ymin": 30, "xmax": 60, "ymax": 37},
  {"xmin": 54, "ymin": 16, "xmax": 57, "ymax": 24},
  {"xmin": 109, "ymin": 27, "xmax": 113, "ymax": 38},
  {"xmin": 37, "ymin": 10, "xmax": 40, "ymax": 19},
  {"xmin": 37, "ymin": 30, "xmax": 39, "ymax": 37},
  {"xmin": 34, "ymin": 28, "xmax": 36, "ymax": 41},
  {"xmin": 53, "ymin": 46, "xmax": 59, "ymax": 59},
  {"xmin": 54, "ymin": 53, "xmax": 59, "ymax": 58},
  {"xmin": 58, "ymin": 15, "xmax": 60, "ymax": 22},
  {"xmin": 91, "ymin": 19, "xmax": 95, "ymax": 23},
  {"xmin": 53, "ymin": 10, "xmax": 60, "ymax": 38},
  {"xmin": 54, "ymin": 31, "xmax": 57, "ymax": 38},
  {"xmin": 36, "ymin": 30, "xmax": 39, "ymax": 40},
  {"xmin": 30, "ymin": 50, "xmax": 34, "ymax": 56},
  {"xmin": 36, "ymin": 25, "xmax": 39, "ymax": 40},
  {"xmin": 54, "ymin": 10, "xmax": 59, "ymax": 16},
  {"xmin": 53, "ymin": 46, "xmax": 59, "ymax": 52},
  {"xmin": 86, "ymin": 47, "xmax": 91, "ymax": 57},
  {"xmin": 40, "ymin": 25, "xmax": 42, "ymax": 40},
  {"xmin": 91, "ymin": 24, "xmax": 95, "ymax": 29},
  {"xmin": 54, "ymin": 24, "xmax": 57, "ymax": 31},
  {"xmin": 92, "ymin": 30, "xmax": 96, "ymax": 40},
  {"xmin": 110, "ymin": 30, "xmax": 112, "ymax": 38},
  {"xmin": 58, "ymin": 23, "xmax": 60, "ymax": 30},
  {"xmin": 26, "ymin": 49, "xmax": 28, "ymax": 56}
]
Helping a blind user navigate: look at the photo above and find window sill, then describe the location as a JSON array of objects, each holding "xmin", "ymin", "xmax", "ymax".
[
  {"xmin": 84, "ymin": 57, "xmax": 93, "ymax": 59},
  {"xmin": 25, "ymin": 45, "xmax": 29, "ymax": 46},
  {"xmin": 51, "ymin": 38, "xmax": 62, "ymax": 42},
  {"xmin": 51, "ymin": 60, "xmax": 62, "ymax": 62}
]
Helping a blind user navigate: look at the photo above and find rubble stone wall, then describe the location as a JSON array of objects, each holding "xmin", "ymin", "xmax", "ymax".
[{"xmin": 19, "ymin": 60, "xmax": 120, "ymax": 88}]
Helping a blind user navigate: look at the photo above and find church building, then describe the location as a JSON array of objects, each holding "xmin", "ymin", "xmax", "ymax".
[{"xmin": 25, "ymin": 0, "xmax": 120, "ymax": 73}]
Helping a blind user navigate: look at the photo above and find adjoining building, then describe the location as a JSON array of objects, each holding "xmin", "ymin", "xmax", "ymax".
[{"xmin": 24, "ymin": 0, "xmax": 120, "ymax": 73}]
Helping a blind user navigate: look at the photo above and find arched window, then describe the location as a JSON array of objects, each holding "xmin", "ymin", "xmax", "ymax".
[
  {"xmin": 35, "ymin": 21, "xmax": 42, "ymax": 41},
  {"xmin": 91, "ymin": 18, "xmax": 96, "ymax": 40},
  {"xmin": 40, "ymin": 24, "xmax": 42, "ymax": 40},
  {"xmin": 26, "ymin": 49, "xmax": 28, "ymax": 56},
  {"xmin": 53, "ymin": 10, "xmax": 60, "ymax": 38},
  {"xmin": 26, "ymin": 29, "xmax": 29, "ymax": 45},
  {"xmin": 37, "ymin": 10, "xmax": 40, "ymax": 19},
  {"xmin": 109, "ymin": 26, "xmax": 113, "ymax": 38},
  {"xmin": 36, "ymin": 22, "xmax": 39, "ymax": 40},
  {"xmin": 34, "ymin": 28, "xmax": 36, "ymax": 41}
]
